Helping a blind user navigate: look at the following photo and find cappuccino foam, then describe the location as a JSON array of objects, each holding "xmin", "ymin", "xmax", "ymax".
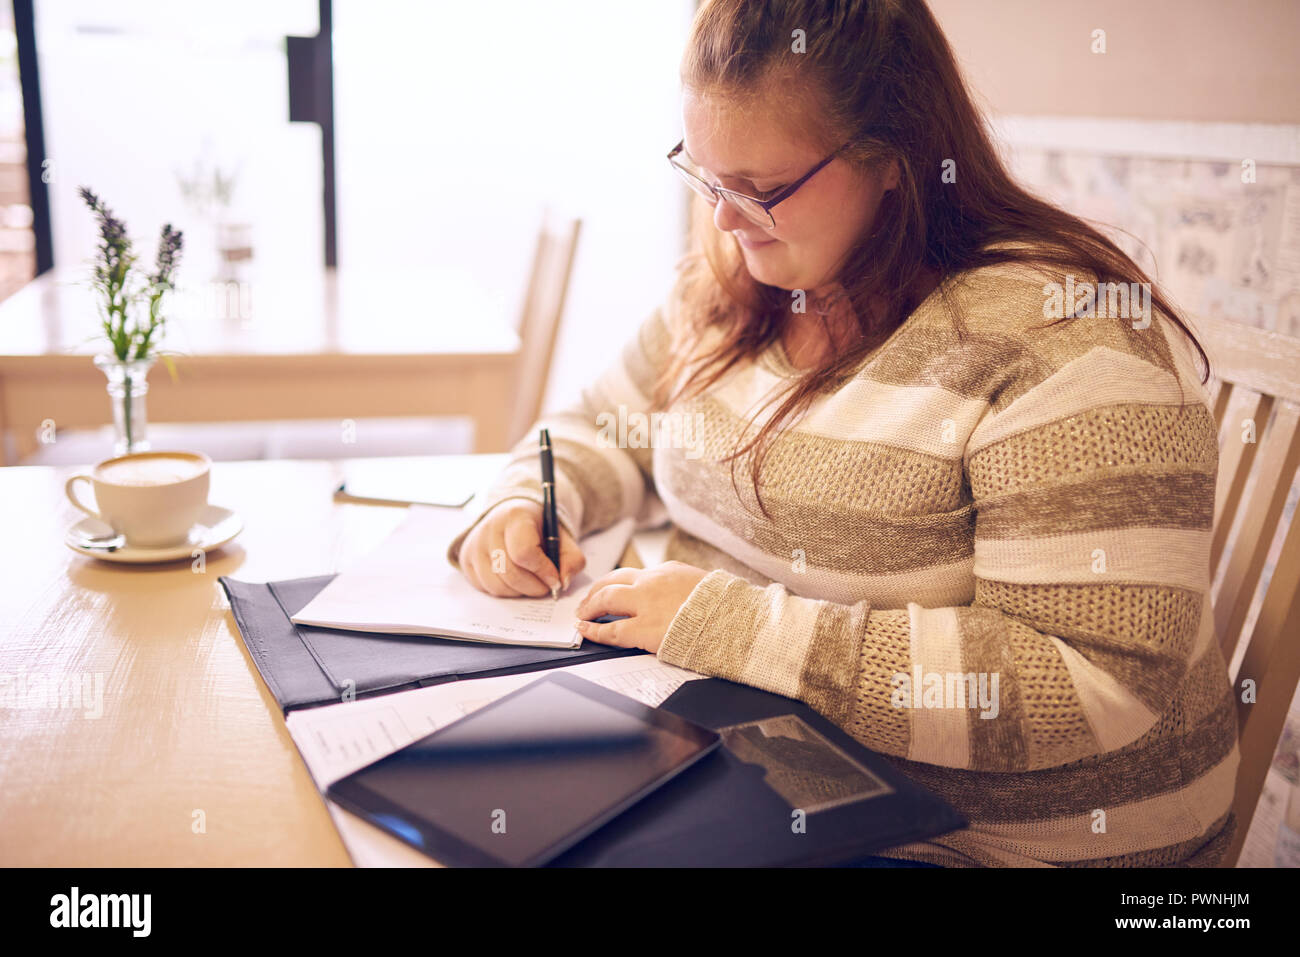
[{"xmin": 97, "ymin": 455, "xmax": 206, "ymax": 487}]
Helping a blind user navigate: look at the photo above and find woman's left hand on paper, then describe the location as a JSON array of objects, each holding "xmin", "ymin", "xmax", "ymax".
[{"xmin": 574, "ymin": 561, "xmax": 710, "ymax": 654}]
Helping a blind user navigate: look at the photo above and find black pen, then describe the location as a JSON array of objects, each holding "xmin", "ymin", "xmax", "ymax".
[{"xmin": 539, "ymin": 428, "xmax": 561, "ymax": 600}]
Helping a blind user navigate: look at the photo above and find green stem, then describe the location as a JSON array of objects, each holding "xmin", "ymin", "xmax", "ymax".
[{"xmin": 123, "ymin": 371, "xmax": 133, "ymax": 450}]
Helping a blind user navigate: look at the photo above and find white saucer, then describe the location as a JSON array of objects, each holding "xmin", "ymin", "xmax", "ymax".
[{"xmin": 65, "ymin": 504, "xmax": 244, "ymax": 564}]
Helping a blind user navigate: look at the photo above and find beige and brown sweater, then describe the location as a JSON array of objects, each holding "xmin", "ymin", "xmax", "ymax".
[{"xmin": 445, "ymin": 259, "xmax": 1240, "ymax": 868}]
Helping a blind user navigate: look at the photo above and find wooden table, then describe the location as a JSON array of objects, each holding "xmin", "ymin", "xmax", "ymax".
[
  {"xmin": 0, "ymin": 453, "xmax": 547, "ymax": 866},
  {"xmin": 0, "ymin": 269, "xmax": 521, "ymax": 466}
]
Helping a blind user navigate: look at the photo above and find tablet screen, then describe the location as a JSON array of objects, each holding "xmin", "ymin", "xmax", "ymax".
[{"xmin": 327, "ymin": 673, "xmax": 719, "ymax": 867}]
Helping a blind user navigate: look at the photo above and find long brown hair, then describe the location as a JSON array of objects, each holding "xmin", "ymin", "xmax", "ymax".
[{"xmin": 651, "ymin": 0, "xmax": 1210, "ymax": 520}]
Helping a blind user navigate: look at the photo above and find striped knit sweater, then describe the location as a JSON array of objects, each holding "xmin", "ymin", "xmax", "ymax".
[{"xmin": 445, "ymin": 259, "xmax": 1240, "ymax": 868}]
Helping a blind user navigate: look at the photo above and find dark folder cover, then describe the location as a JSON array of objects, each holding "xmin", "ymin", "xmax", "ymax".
[
  {"xmin": 220, "ymin": 573, "xmax": 967, "ymax": 865},
  {"xmin": 548, "ymin": 677, "xmax": 967, "ymax": 867},
  {"xmin": 218, "ymin": 574, "xmax": 643, "ymax": 713}
]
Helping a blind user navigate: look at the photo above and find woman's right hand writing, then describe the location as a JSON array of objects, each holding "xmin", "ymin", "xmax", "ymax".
[{"xmin": 454, "ymin": 500, "xmax": 586, "ymax": 597}]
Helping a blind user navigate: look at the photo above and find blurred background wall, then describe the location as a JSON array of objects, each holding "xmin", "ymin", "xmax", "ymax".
[
  {"xmin": 1, "ymin": 0, "xmax": 694, "ymax": 460},
  {"xmin": 929, "ymin": 0, "xmax": 1299, "ymax": 123}
]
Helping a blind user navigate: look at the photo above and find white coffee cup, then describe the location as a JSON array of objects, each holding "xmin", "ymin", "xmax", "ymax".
[{"xmin": 65, "ymin": 450, "xmax": 212, "ymax": 548}]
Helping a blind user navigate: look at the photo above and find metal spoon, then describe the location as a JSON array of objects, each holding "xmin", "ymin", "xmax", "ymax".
[{"xmin": 75, "ymin": 531, "xmax": 127, "ymax": 552}]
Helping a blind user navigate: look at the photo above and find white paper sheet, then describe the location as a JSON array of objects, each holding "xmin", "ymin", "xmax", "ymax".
[
  {"xmin": 290, "ymin": 505, "xmax": 635, "ymax": 649},
  {"xmin": 285, "ymin": 652, "xmax": 707, "ymax": 867}
]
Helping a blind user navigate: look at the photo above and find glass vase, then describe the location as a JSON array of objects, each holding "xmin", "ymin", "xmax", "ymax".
[{"xmin": 93, "ymin": 354, "xmax": 156, "ymax": 456}]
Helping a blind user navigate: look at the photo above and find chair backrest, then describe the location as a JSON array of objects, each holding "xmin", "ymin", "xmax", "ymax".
[
  {"xmin": 1197, "ymin": 315, "xmax": 1300, "ymax": 866},
  {"xmin": 507, "ymin": 210, "xmax": 582, "ymax": 448}
]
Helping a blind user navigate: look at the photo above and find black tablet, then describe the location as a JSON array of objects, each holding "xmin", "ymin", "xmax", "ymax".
[{"xmin": 326, "ymin": 672, "xmax": 721, "ymax": 867}]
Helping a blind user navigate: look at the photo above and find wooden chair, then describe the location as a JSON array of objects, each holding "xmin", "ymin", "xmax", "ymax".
[
  {"xmin": 506, "ymin": 209, "xmax": 582, "ymax": 448},
  {"xmin": 1197, "ymin": 315, "xmax": 1300, "ymax": 867}
]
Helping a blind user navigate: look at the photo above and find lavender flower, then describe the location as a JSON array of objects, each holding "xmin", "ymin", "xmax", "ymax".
[
  {"xmin": 79, "ymin": 185, "xmax": 184, "ymax": 362},
  {"xmin": 149, "ymin": 223, "xmax": 184, "ymax": 290},
  {"xmin": 78, "ymin": 185, "xmax": 135, "ymax": 290}
]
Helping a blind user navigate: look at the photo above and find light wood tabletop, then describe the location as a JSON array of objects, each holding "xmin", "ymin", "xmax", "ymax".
[
  {"xmin": 0, "ymin": 269, "xmax": 521, "ymax": 465},
  {"xmin": 0, "ymin": 453, "xmax": 532, "ymax": 866}
]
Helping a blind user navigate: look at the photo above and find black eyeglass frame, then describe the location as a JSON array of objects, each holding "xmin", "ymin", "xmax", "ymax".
[{"xmin": 667, "ymin": 138, "xmax": 850, "ymax": 229}]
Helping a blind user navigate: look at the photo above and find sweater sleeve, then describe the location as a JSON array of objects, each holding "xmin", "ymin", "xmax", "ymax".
[
  {"xmin": 655, "ymin": 334, "xmax": 1219, "ymax": 773},
  {"xmin": 445, "ymin": 284, "xmax": 686, "ymax": 570}
]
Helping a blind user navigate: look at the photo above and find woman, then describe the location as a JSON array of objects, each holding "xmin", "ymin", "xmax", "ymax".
[{"xmin": 446, "ymin": 0, "xmax": 1238, "ymax": 868}]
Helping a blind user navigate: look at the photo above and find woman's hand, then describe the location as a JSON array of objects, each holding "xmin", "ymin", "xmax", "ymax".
[
  {"xmin": 574, "ymin": 561, "xmax": 710, "ymax": 654},
  {"xmin": 455, "ymin": 500, "xmax": 586, "ymax": 597}
]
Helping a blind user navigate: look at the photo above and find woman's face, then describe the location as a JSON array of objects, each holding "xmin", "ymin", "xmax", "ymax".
[{"xmin": 681, "ymin": 87, "xmax": 897, "ymax": 295}]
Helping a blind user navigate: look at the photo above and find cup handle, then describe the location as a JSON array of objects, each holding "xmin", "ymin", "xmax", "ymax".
[{"xmin": 65, "ymin": 474, "xmax": 103, "ymax": 521}]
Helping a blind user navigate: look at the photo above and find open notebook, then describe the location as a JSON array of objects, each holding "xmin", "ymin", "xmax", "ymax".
[{"xmin": 290, "ymin": 504, "xmax": 636, "ymax": 650}]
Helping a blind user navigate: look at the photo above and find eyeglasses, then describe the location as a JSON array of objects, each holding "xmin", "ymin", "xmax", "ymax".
[{"xmin": 667, "ymin": 138, "xmax": 849, "ymax": 229}]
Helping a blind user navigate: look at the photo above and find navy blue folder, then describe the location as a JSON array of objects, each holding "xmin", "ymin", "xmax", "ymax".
[
  {"xmin": 218, "ymin": 573, "xmax": 644, "ymax": 713},
  {"xmin": 548, "ymin": 677, "xmax": 967, "ymax": 867},
  {"xmin": 220, "ymin": 573, "xmax": 967, "ymax": 865}
]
